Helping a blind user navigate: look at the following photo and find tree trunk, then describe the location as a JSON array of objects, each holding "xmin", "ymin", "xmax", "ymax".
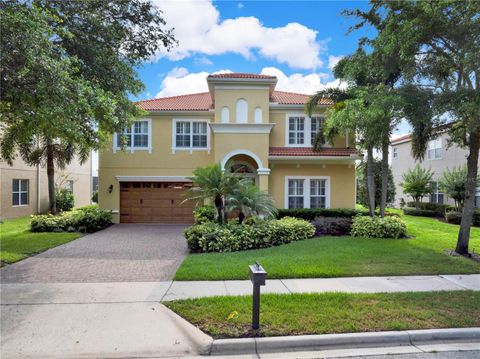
[
  {"xmin": 214, "ymin": 195, "xmax": 223, "ymax": 224},
  {"xmin": 238, "ymin": 211, "xmax": 245, "ymax": 225},
  {"xmin": 46, "ymin": 143, "xmax": 57, "ymax": 214},
  {"xmin": 380, "ymin": 141, "xmax": 389, "ymax": 217},
  {"xmin": 366, "ymin": 146, "xmax": 376, "ymax": 217},
  {"xmin": 456, "ymin": 129, "xmax": 480, "ymax": 255}
]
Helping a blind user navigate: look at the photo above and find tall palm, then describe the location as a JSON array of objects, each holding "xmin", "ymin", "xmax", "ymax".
[
  {"xmin": 226, "ymin": 179, "xmax": 277, "ymax": 224},
  {"xmin": 185, "ymin": 163, "xmax": 238, "ymax": 223}
]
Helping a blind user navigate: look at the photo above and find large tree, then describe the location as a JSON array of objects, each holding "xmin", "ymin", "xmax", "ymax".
[
  {"xmin": 0, "ymin": 0, "xmax": 176, "ymax": 213},
  {"xmin": 347, "ymin": 0, "xmax": 480, "ymax": 254}
]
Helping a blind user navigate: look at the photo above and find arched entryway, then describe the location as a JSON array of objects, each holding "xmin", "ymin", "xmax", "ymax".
[
  {"xmin": 225, "ymin": 156, "xmax": 258, "ymax": 185},
  {"xmin": 220, "ymin": 150, "xmax": 270, "ymax": 191}
]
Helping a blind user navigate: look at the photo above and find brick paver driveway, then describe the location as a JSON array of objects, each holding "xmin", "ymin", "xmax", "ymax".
[{"xmin": 0, "ymin": 224, "xmax": 188, "ymax": 283}]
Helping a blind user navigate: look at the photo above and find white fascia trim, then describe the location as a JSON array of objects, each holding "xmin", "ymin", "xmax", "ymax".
[
  {"xmin": 171, "ymin": 118, "xmax": 211, "ymax": 154},
  {"xmin": 113, "ymin": 118, "xmax": 152, "ymax": 154},
  {"xmin": 257, "ymin": 168, "xmax": 271, "ymax": 175},
  {"xmin": 115, "ymin": 176, "xmax": 191, "ymax": 182},
  {"xmin": 284, "ymin": 176, "xmax": 331, "ymax": 209},
  {"xmin": 269, "ymin": 155, "xmax": 361, "ymax": 161},
  {"xmin": 210, "ymin": 123, "xmax": 274, "ymax": 134}
]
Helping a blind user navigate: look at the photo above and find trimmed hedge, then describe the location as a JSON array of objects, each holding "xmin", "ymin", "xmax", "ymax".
[
  {"xmin": 351, "ymin": 215, "xmax": 407, "ymax": 239},
  {"xmin": 402, "ymin": 207, "xmax": 437, "ymax": 217},
  {"xmin": 184, "ymin": 216, "xmax": 315, "ymax": 253},
  {"xmin": 406, "ymin": 202, "xmax": 455, "ymax": 216},
  {"xmin": 277, "ymin": 208, "xmax": 369, "ymax": 221},
  {"xmin": 312, "ymin": 217, "xmax": 352, "ymax": 236},
  {"xmin": 31, "ymin": 205, "xmax": 112, "ymax": 233},
  {"xmin": 445, "ymin": 211, "xmax": 480, "ymax": 227}
]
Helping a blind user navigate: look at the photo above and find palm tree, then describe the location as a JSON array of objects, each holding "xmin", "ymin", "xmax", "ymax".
[
  {"xmin": 226, "ymin": 179, "xmax": 277, "ymax": 224},
  {"xmin": 185, "ymin": 163, "xmax": 239, "ymax": 223}
]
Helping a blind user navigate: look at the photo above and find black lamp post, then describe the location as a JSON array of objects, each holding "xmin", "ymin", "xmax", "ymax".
[{"xmin": 249, "ymin": 262, "xmax": 267, "ymax": 331}]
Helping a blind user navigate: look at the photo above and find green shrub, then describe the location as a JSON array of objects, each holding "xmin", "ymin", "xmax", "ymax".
[
  {"xmin": 445, "ymin": 210, "xmax": 480, "ymax": 227},
  {"xmin": 184, "ymin": 216, "xmax": 315, "ymax": 253},
  {"xmin": 30, "ymin": 205, "xmax": 112, "ymax": 233},
  {"xmin": 312, "ymin": 217, "xmax": 352, "ymax": 236},
  {"xmin": 406, "ymin": 202, "xmax": 455, "ymax": 216},
  {"xmin": 91, "ymin": 191, "xmax": 98, "ymax": 203},
  {"xmin": 277, "ymin": 208, "xmax": 368, "ymax": 221},
  {"xmin": 351, "ymin": 215, "xmax": 407, "ymax": 239},
  {"xmin": 403, "ymin": 207, "xmax": 437, "ymax": 217},
  {"xmin": 56, "ymin": 188, "xmax": 75, "ymax": 212},
  {"xmin": 194, "ymin": 205, "xmax": 216, "ymax": 224}
]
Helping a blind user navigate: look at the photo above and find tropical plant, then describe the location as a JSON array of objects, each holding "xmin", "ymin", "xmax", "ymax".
[
  {"xmin": 55, "ymin": 188, "xmax": 75, "ymax": 212},
  {"xmin": 226, "ymin": 179, "xmax": 277, "ymax": 224},
  {"xmin": 0, "ymin": 1, "xmax": 176, "ymax": 213},
  {"xmin": 346, "ymin": 0, "xmax": 480, "ymax": 254},
  {"xmin": 400, "ymin": 165, "xmax": 434, "ymax": 209},
  {"xmin": 439, "ymin": 166, "xmax": 480, "ymax": 211},
  {"xmin": 357, "ymin": 159, "xmax": 395, "ymax": 209},
  {"xmin": 186, "ymin": 164, "xmax": 239, "ymax": 224}
]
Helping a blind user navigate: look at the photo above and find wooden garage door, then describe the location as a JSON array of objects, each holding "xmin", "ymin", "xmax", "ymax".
[{"xmin": 120, "ymin": 182, "xmax": 194, "ymax": 223}]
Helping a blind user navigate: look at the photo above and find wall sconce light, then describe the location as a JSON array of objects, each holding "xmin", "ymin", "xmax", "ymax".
[{"xmin": 108, "ymin": 184, "xmax": 113, "ymax": 193}]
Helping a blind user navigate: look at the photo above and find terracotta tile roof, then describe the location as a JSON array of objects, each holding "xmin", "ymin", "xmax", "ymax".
[
  {"xmin": 207, "ymin": 73, "xmax": 276, "ymax": 80},
  {"xmin": 391, "ymin": 133, "xmax": 412, "ymax": 143},
  {"xmin": 135, "ymin": 92, "xmax": 213, "ymax": 111},
  {"xmin": 269, "ymin": 147, "xmax": 359, "ymax": 157},
  {"xmin": 271, "ymin": 90, "xmax": 333, "ymax": 105},
  {"xmin": 134, "ymin": 90, "xmax": 333, "ymax": 112}
]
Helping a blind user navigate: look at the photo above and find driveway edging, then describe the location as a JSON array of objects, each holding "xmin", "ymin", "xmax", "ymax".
[{"xmin": 208, "ymin": 327, "xmax": 480, "ymax": 356}]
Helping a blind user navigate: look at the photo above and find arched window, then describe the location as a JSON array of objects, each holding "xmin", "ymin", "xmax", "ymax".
[
  {"xmin": 221, "ymin": 106, "xmax": 229, "ymax": 123},
  {"xmin": 236, "ymin": 98, "xmax": 248, "ymax": 123},
  {"xmin": 254, "ymin": 107, "xmax": 262, "ymax": 124}
]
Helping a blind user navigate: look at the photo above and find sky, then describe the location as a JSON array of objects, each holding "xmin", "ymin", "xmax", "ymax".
[{"xmin": 93, "ymin": 0, "xmax": 410, "ymax": 175}]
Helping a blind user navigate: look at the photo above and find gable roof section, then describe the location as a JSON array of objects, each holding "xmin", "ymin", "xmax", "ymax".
[
  {"xmin": 390, "ymin": 133, "xmax": 412, "ymax": 144},
  {"xmin": 135, "ymin": 91, "xmax": 332, "ymax": 112}
]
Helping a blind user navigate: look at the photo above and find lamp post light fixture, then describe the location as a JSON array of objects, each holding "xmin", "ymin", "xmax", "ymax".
[{"xmin": 249, "ymin": 262, "xmax": 267, "ymax": 331}]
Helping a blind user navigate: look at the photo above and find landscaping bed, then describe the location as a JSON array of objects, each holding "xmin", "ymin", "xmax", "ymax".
[
  {"xmin": 165, "ymin": 291, "xmax": 480, "ymax": 338},
  {"xmin": 175, "ymin": 213, "xmax": 480, "ymax": 280},
  {"xmin": 0, "ymin": 216, "xmax": 82, "ymax": 265}
]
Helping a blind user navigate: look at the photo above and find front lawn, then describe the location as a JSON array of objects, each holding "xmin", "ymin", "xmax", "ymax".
[
  {"xmin": 175, "ymin": 213, "xmax": 480, "ymax": 280},
  {"xmin": 0, "ymin": 216, "xmax": 81, "ymax": 265},
  {"xmin": 166, "ymin": 291, "xmax": 480, "ymax": 338}
]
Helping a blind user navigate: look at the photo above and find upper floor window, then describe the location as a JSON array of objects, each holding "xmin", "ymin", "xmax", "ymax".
[
  {"xmin": 254, "ymin": 107, "xmax": 262, "ymax": 124},
  {"xmin": 65, "ymin": 180, "xmax": 74, "ymax": 192},
  {"xmin": 173, "ymin": 119, "xmax": 209, "ymax": 152},
  {"xmin": 288, "ymin": 117, "xmax": 305, "ymax": 145},
  {"xmin": 236, "ymin": 99, "xmax": 248, "ymax": 123},
  {"xmin": 287, "ymin": 114, "xmax": 324, "ymax": 147},
  {"xmin": 12, "ymin": 179, "xmax": 29, "ymax": 206},
  {"xmin": 429, "ymin": 181, "xmax": 444, "ymax": 204},
  {"xmin": 221, "ymin": 106, "xmax": 230, "ymax": 123},
  {"xmin": 427, "ymin": 139, "xmax": 442, "ymax": 160},
  {"xmin": 114, "ymin": 119, "xmax": 151, "ymax": 153},
  {"xmin": 393, "ymin": 147, "xmax": 398, "ymax": 159}
]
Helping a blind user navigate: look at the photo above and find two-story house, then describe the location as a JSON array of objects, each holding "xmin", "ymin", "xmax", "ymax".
[
  {"xmin": 391, "ymin": 132, "xmax": 480, "ymax": 208},
  {"xmin": 98, "ymin": 73, "xmax": 359, "ymax": 224}
]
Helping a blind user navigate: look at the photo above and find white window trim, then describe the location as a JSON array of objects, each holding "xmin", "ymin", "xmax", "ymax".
[
  {"xmin": 12, "ymin": 179, "xmax": 29, "ymax": 207},
  {"xmin": 284, "ymin": 176, "xmax": 330, "ymax": 209},
  {"xmin": 113, "ymin": 118, "xmax": 152, "ymax": 154},
  {"xmin": 392, "ymin": 147, "xmax": 398, "ymax": 159},
  {"xmin": 427, "ymin": 138, "xmax": 442, "ymax": 160},
  {"xmin": 285, "ymin": 113, "xmax": 326, "ymax": 147},
  {"xmin": 171, "ymin": 118, "xmax": 211, "ymax": 154}
]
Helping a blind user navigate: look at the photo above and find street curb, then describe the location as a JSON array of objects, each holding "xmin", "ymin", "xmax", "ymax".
[
  {"xmin": 161, "ymin": 304, "xmax": 213, "ymax": 355},
  {"xmin": 209, "ymin": 328, "xmax": 480, "ymax": 356}
]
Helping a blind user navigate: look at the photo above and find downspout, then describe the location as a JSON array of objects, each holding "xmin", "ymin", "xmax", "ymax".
[{"xmin": 37, "ymin": 163, "xmax": 40, "ymax": 213}]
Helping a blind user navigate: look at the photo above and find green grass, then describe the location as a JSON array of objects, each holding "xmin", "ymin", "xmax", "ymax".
[
  {"xmin": 175, "ymin": 214, "xmax": 480, "ymax": 280},
  {"xmin": 0, "ymin": 216, "xmax": 81, "ymax": 265},
  {"xmin": 165, "ymin": 291, "xmax": 480, "ymax": 338}
]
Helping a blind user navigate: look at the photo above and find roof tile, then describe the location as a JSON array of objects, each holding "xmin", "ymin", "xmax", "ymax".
[
  {"xmin": 207, "ymin": 73, "xmax": 276, "ymax": 79},
  {"xmin": 269, "ymin": 147, "xmax": 358, "ymax": 157}
]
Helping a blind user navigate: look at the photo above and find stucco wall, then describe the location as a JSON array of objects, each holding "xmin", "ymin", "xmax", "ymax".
[
  {"xmin": 213, "ymin": 88, "xmax": 270, "ymax": 124},
  {"xmin": 269, "ymin": 163, "xmax": 356, "ymax": 209}
]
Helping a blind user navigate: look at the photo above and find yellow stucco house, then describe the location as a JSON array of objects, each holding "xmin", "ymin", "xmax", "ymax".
[{"xmin": 99, "ymin": 73, "xmax": 358, "ymax": 223}]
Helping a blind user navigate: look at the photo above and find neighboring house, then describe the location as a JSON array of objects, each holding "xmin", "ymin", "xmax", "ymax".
[
  {"xmin": 390, "ymin": 132, "xmax": 480, "ymax": 208},
  {"xmin": 99, "ymin": 73, "xmax": 359, "ymax": 224},
  {"xmin": 0, "ymin": 156, "xmax": 92, "ymax": 219}
]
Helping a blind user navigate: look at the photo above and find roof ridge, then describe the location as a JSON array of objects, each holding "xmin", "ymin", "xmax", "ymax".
[{"xmin": 134, "ymin": 92, "xmax": 210, "ymax": 103}]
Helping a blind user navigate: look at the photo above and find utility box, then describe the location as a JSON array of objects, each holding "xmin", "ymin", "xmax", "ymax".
[{"xmin": 249, "ymin": 263, "xmax": 267, "ymax": 286}]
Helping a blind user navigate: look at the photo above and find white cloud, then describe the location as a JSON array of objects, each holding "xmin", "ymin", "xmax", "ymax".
[
  {"xmin": 154, "ymin": 0, "xmax": 325, "ymax": 69},
  {"xmin": 155, "ymin": 67, "xmax": 345, "ymax": 98},
  {"xmin": 237, "ymin": 2, "xmax": 244, "ymax": 9},
  {"xmin": 328, "ymin": 55, "xmax": 343, "ymax": 70}
]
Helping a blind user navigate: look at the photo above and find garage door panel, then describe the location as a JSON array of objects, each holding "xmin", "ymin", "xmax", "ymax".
[{"xmin": 120, "ymin": 182, "xmax": 194, "ymax": 223}]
